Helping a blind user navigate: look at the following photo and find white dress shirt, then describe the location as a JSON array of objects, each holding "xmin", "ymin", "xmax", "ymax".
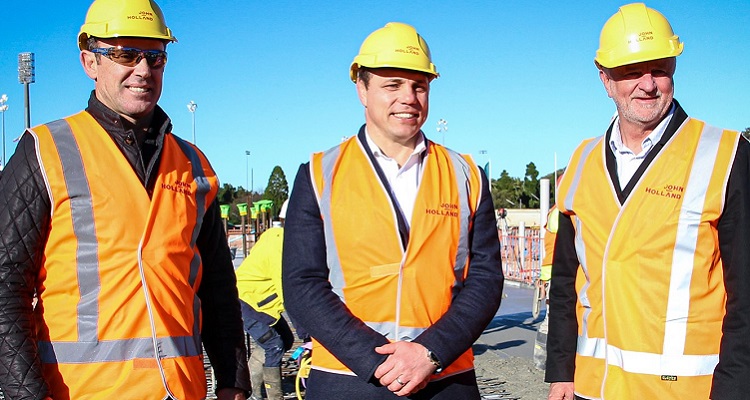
[{"xmin": 364, "ymin": 130, "xmax": 427, "ymax": 230}]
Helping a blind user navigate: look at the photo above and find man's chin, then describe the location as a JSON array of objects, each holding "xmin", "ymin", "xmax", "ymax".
[{"xmin": 121, "ymin": 106, "xmax": 157, "ymax": 122}]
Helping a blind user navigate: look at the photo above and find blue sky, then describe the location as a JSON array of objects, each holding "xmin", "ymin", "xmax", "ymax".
[{"xmin": 1, "ymin": 1, "xmax": 748, "ymax": 192}]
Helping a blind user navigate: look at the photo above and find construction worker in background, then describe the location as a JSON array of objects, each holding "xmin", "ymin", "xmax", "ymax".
[
  {"xmin": 236, "ymin": 200, "xmax": 294, "ymax": 400},
  {"xmin": 546, "ymin": 3, "xmax": 750, "ymax": 399},
  {"xmin": 539, "ymin": 207, "xmax": 559, "ymax": 292},
  {"xmin": 532, "ymin": 179, "xmax": 560, "ymax": 371},
  {"xmin": 0, "ymin": 0, "xmax": 251, "ymax": 398},
  {"xmin": 282, "ymin": 22, "xmax": 504, "ymax": 399}
]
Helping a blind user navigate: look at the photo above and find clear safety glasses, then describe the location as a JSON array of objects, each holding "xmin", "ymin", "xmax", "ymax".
[{"xmin": 90, "ymin": 46, "xmax": 168, "ymax": 69}]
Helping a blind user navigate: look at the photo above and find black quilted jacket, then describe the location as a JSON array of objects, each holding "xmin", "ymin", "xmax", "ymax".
[{"xmin": 0, "ymin": 93, "xmax": 250, "ymax": 399}]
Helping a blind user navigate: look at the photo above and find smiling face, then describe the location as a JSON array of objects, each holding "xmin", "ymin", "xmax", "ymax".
[
  {"xmin": 357, "ymin": 68, "xmax": 431, "ymax": 147},
  {"xmin": 599, "ymin": 57, "xmax": 676, "ymax": 134},
  {"xmin": 81, "ymin": 37, "xmax": 166, "ymax": 123}
]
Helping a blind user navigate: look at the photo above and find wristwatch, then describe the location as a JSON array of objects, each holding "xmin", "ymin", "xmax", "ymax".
[{"xmin": 426, "ymin": 349, "xmax": 443, "ymax": 373}]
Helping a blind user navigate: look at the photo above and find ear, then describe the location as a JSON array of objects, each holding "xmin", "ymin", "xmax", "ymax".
[
  {"xmin": 81, "ymin": 50, "xmax": 98, "ymax": 81},
  {"xmin": 356, "ymin": 79, "xmax": 368, "ymax": 107},
  {"xmin": 599, "ymin": 69, "xmax": 613, "ymax": 99}
]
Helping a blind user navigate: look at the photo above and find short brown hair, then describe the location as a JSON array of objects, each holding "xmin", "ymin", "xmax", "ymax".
[{"xmin": 357, "ymin": 67, "xmax": 373, "ymax": 88}]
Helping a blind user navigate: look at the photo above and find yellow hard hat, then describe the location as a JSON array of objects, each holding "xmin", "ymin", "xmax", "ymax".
[
  {"xmin": 78, "ymin": 0, "xmax": 177, "ymax": 50},
  {"xmin": 595, "ymin": 3, "xmax": 683, "ymax": 68},
  {"xmin": 350, "ymin": 22, "xmax": 438, "ymax": 83}
]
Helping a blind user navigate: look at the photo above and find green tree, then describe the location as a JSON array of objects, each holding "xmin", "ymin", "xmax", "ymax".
[
  {"xmin": 522, "ymin": 162, "xmax": 540, "ymax": 208},
  {"xmin": 491, "ymin": 170, "xmax": 523, "ymax": 209},
  {"xmin": 742, "ymin": 127, "xmax": 750, "ymax": 141},
  {"xmin": 262, "ymin": 166, "xmax": 289, "ymax": 218},
  {"xmin": 217, "ymin": 183, "xmax": 237, "ymax": 205}
]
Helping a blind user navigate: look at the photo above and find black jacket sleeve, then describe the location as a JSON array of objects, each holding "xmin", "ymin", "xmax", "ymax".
[
  {"xmin": 412, "ymin": 170, "xmax": 504, "ymax": 368},
  {"xmin": 544, "ymin": 212, "xmax": 579, "ymax": 383},
  {"xmin": 711, "ymin": 138, "xmax": 750, "ymax": 399},
  {"xmin": 0, "ymin": 134, "xmax": 52, "ymax": 399},
  {"xmin": 196, "ymin": 199, "xmax": 251, "ymax": 395}
]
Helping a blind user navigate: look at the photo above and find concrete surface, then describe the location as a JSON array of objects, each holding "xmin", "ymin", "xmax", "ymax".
[{"xmin": 476, "ymin": 281, "xmax": 545, "ymax": 360}]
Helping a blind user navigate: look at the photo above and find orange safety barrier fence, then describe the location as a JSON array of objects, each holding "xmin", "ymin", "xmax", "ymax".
[{"xmin": 498, "ymin": 226, "xmax": 542, "ymax": 285}]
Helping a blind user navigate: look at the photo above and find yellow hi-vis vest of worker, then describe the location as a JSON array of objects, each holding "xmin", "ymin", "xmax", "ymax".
[
  {"xmin": 540, "ymin": 206, "xmax": 559, "ymax": 281},
  {"xmin": 30, "ymin": 111, "xmax": 218, "ymax": 400},
  {"xmin": 556, "ymin": 118, "xmax": 739, "ymax": 399},
  {"xmin": 309, "ymin": 136, "xmax": 481, "ymax": 380},
  {"xmin": 235, "ymin": 226, "xmax": 285, "ymax": 323}
]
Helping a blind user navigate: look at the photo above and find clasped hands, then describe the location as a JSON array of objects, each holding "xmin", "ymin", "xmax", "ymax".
[{"xmin": 373, "ymin": 341, "xmax": 437, "ymax": 397}]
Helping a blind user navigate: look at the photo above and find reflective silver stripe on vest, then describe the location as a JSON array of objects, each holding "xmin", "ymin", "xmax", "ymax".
[
  {"xmin": 575, "ymin": 123, "xmax": 725, "ymax": 376},
  {"xmin": 316, "ymin": 145, "xmax": 346, "ymax": 299},
  {"xmin": 566, "ymin": 137, "xmax": 604, "ymax": 351},
  {"xmin": 567, "ymin": 138, "xmax": 604, "ymax": 337},
  {"xmin": 662, "ymin": 124, "xmax": 722, "ymax": 358},
  {"xmin": 174, "ymin": 137, "xmax": 209, "ymax": 288},
  {"xmin": 563, "ymin": 137, "xmax": 602, "ymax": 212},
  {"xmin": 365, "ymin": 321, "xmax": 426, "ymax": 342},
  {"xmin": 610, "ymin": 347, "xmax": 718, "ymax": 376},
  {"xmin": 447, "ymin": 151, "xmax": 473, "ymax": 299},
  {"xmin": 577, "ymin": 335, "xmax": 720, "ymax": 376},
  {"xmin": 46, "ymin": 119, "xmax": 101, "ymax": 342},
  {"xmin": 314, "ymin": 143, "xmax": 472, "ymax": 341},
  {"xmin": 38, "ymin": 335, "xmax": 202, "ymax": 363},
  {"xmin": 573, "ymin": 216, "xmax": 593, "ymax": 336},
  {"xmin": 173, "ymin": 137, "xmax": 209, "ymax": 343}
]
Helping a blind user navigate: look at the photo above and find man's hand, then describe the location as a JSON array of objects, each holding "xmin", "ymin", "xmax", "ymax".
[
  {"xmin": 548, "ymin": 382, "xmax": 575, "ymax": 400},
  {"xmin": 216, "ymin": 387, "xmax": 246, "ymax": 400},
  {"xmin": 373, "ymin": 341, "xmax": 436, "ymax": 397}
]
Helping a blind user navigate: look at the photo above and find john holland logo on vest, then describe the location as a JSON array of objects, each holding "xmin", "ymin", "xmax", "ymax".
[
  {"xmin": 644, "ymin": 184, "xmax": 683, "ymax": 200},
  {"xmin": 425, "ymin": 203, "xmax": 459, "ymax": 217},
  {"xmin": 162, "ymin": 180, "xmax": 193, "ymax": 196}
]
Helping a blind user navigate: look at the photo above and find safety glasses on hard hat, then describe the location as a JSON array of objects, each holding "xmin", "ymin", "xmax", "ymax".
[{"xmin": 90, "ymin": 46, "xmax": 168, "ymax": 69}]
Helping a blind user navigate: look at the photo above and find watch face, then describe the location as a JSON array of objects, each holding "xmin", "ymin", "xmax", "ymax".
[
  {"xmin": 427, "ymin": 350, "xmax": 443, "ymax": 373},
  {"xmin": 428, "ymin": 350, "xmax": 440, "ymax": 365}
]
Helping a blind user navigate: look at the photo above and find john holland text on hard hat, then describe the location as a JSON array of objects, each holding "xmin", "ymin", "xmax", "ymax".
[{"xmin": 595, "ymin": 3, "xmax": 683, "ymax": 69}]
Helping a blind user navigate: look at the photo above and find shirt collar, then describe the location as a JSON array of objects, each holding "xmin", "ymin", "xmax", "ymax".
[
  {"xmin": 363, "ymin": 128, "xmax": 427, "ymax": 163},
  {"xmin": 609, "ymin": 103, "xmax": 676, "ymax": 156}
]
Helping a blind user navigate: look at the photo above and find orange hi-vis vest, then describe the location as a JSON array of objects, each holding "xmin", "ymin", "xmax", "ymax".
[
  {"xmin": 556, "ymin": 118, "xmax": 740, "ymax": 399},
  {"xmin": 30, "ymin": 111, "xmax": 219, "ymax": 400},
  {"xmin": 309, "ymin": 136, "xmax": 482, "ymax": 380}
]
